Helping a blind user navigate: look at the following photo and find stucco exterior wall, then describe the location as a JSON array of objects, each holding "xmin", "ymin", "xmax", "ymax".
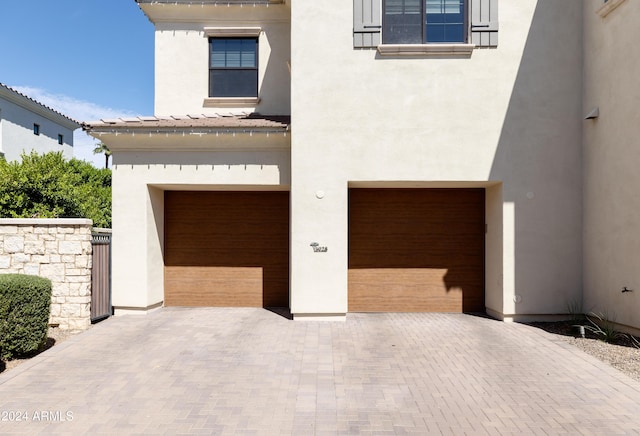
[
  {"xmin": 101, "ymin": 0, "xmax": 594, "ymax": 321},
  {"xmin": 289, "ymin": 0, "xmax": 584, "ymax": 318},
  {"xmin": 108, "ymin": 135, "xmax": 290, "ymax": 313},
  {"xmin": 583, "ymin": 0, "xmax": 640, "ymax": 328},
  {"xmin": 153, "ymin": 6, "xmax": 290, "ymax": 116},
  {"xmin": 0, "ymin": 97, "xmax": 74, "ymax": 162},
  {"xmin": 0, "ymin": 219, "xmax": 93, "ymax": 330}
]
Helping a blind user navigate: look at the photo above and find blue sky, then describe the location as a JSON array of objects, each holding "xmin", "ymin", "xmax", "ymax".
[{"xmin": 0, "ymin": 0, "xmax": 154, "ymax": 166}]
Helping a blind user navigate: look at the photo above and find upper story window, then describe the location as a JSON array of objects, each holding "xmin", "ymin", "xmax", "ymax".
[
  {"xmin": 209, "ymin": 37, "xmax": 258, "ymax": 98},
  {"xmin": 58, "ymin": 134, "xmax": 64, "ymax": 145},
  {"xmin": 33, "ymin": 123, "xmax": 40, "ymax": 135},
  {"xmin": 354, "ymin": 0, "xmax": 498, "ymax": 51},
  {"xmin": 383, "ymin": 0, "xmax": 466, "ymax": 44}
]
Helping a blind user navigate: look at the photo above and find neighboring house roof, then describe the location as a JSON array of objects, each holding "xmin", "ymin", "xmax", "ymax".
[
  {"xmin": 0, "ymin": 83, "xmax": 80, "ymax": 130},
  {"xmin": 83, "ymin": 114, "xmax": 291, "ymax": 134}
]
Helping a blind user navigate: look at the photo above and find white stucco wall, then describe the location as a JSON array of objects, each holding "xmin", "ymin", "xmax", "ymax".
[
  {"xmin": 290, "ymin": 0, "xmax": 584, "ymax": 318},
  {"xmin": 111, "ymin": 0, "xmax": 588, "ymax": 319},
  {"xmin": 106, "ymin": 133, "xmax": 290, "ymax": 313},
  {"xmin": 583, "ymin": 0, "xmax": 640, "ymax": 329},
  {"xmin": 151, "ymin": 5, "xmax": 290, "ymax": 116},
  {"xmin": 0, "ymin": 95, "xmax": 74, "ymax": 162}
]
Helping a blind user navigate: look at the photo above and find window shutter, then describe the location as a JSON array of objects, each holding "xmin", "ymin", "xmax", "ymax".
[
  {"xmin": 354, "ymin": 0, "xmax": 382, "ymax": 48},
  {"xmin": 470, "ymin": 0, "xmax": 498, "ymax": 47}
]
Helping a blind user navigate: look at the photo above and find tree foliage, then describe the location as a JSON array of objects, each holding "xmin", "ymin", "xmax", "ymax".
[
  {"xmin": 0, "ymin": 152, "xmax": 111, "ymax": 228},
  {"xmin": 93, "ymin": 142, "xmax": 112, "ymax": 169}
]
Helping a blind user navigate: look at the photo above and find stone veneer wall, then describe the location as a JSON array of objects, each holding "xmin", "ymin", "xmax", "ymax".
[{"xmin": 0, "ymin": 218, "xmax": 93, "ymax": 330}]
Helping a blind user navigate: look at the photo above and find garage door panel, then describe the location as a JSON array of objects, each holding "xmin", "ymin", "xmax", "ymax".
[
  {"xmin": 349, "ymin": 268, "xmax": 464, "ymax": 312},
  {"xmin": 165, "ymin": 266, "xmax": 264, "ymax": 307},
  {"xmin": 165, "ymin": 191, "xmax": 289, "ymax": 307},
  {"xmin": 349, "ymin": 188, "xmax": 485, "ymax": 313}
]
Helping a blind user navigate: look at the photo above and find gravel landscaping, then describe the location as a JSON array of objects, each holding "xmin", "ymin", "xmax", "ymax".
[{"xmin": 528, "ymin": 320, "xmax": 640, "ymax": 382}]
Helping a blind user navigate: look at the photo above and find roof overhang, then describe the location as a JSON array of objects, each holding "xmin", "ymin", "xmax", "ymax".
[
  {"xmin": 136, "ymin": 0, "xmax": 284, "ymax": 4},
  {"xmin": 136, "ymin": 0, "xmax": 289, "ymax": 23},
  {"xmin": 83, "ymin": 114, "xmax": 291, "ymax": 152}
]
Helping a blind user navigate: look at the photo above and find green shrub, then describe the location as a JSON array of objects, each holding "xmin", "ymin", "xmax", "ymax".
[
  {"xmin": 0, "ymin": 151, "xmax": 111, "ymax": 228},
  {"xmin": 0, "ymin": 274, "xmax": 52, "ymax": 360}
]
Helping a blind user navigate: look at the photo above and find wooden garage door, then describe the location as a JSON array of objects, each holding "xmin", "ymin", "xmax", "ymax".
[
  {"xmin": 164, "ymin": 191, "xmax": 289, "ymax": 307},
  {"xmin": 349, "ymin": 188, "xmax": 485, "ymax": 313}
]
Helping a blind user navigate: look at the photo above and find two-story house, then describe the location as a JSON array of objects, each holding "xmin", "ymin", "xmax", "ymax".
[
  {"xmin": 0, "ymin": 83, "xmax": 78, "ymax": 161},
  {"xmin": 85, "ymin": 0, "xmax": 640, "ymax": 332}
]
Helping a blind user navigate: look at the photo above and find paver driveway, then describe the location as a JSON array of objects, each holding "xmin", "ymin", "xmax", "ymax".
[{"xmin": 2, "ymin": 308, "xmax": 640, "ymax": 435}]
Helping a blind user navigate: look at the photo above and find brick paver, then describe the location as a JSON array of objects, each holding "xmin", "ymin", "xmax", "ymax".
[{"xmin": 1, "ymin": 309, "xmax": 640, "ymax": 434}]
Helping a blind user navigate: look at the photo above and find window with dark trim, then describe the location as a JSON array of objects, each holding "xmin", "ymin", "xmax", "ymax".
[
  {"xmin": 58, "ymin": 134, "xmax": 64, "ymax": 145},
  {"xmin": 33, "ymin": 123, "xmax": 40, "ymax": 135},
  {"xmin": 383, "ymin": 0, "xmax": 467, "ymax": 44},
  {"xmin": 209, "ymin": 37, "xmax": 258, "ymax": 98}
]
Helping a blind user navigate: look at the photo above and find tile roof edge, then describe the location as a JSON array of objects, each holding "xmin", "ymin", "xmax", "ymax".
[{"xmin": 0, "ymin": 82, "xmax": 81, "ymax": 127}]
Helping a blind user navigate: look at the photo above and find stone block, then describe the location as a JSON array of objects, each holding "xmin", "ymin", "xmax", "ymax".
[
  {"xmin": 66, "ymin": 296, "xmax": 91, "ymax": 305},
  {"xmin": 0, "ymin": 226, "xmax": 18, "ymax": 234},
  {"xmin": 24, "ymin": 263, "xmax": 41, "ymax": 276},
  {"xmin": 59, "ymin": 241, "xmax": 83, "ymax": 255},
  {"xmin": 41, "ymin": 264, "xmax": 66, "ymax": 282},
  {"xmin": 60, "ymin": 304, "xmax": 81, "ymax": 318},
  {"xmin": 61, "ymin": 255, "xmax": 76, "ymax": 263},
  {"xmin": 58, "ymin": 226, "xmax": 75, "ymax": 234},
  {"xmin": 24, "ymin": 233, "xmax": 39, "ymax": 242},
  {"xmin": 51, "ymin": 283, "xmax": 67, "ymax": 296},
  {"xmin": 66, "ymin": 318, "xmax": 90, "ymax": 331},
  {"xmin": 52, "ymin": 295, "xmax": 67, "ymax": 304},
  {"xmin": 25, "ymin": 240, "xmax": 46, "ymax": 255},
  {"xmin": 66, "ymin": 267, "xmax": 90, "ymax": 277},
  {"xmin": 65, "ymin": 233, "xmax": 92, "ymax": 242},
  {"xmin": 31, "ymin": 254, "xmax": 51, "ymax": 264},
  {"xmin": 66, "ymin": 275, "xmax": 91, "ymax": 283},
  {"xmin": 68, "ymin": 282, "xmax": 80, "ymax": 296},
  {"xmin": 59, "ymin": 304, "xmax": 77, "ymax": 319},
  {"xmin": 45, "ymin": 241, "xmax": 58, "ymax": 254},
  {"xmin": 75, "ymin": 255, "xmax": 91, "ymax": 269},
  {"xmin": 12, "ymin": 253, "xmax": 30, "ymax": 265},
  {"xmin": 50, "ymin": 303, "xmax": 61, "ymax": 317},
  {"xmin": 4, "ymin": 236, "xmax": 24, "ymax": 253},
  {"xmin": 0, "ymin": 255, "xmax": 11, "ymax": 269},
  {"xmin": 78, "ymin": 282, "xmax": 91, "ymax": 297}
]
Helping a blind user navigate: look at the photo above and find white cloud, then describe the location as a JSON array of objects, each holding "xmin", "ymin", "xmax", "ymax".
[{"xmin": 12, "ymin": 86, "xmax": 139, "ymax": 168}]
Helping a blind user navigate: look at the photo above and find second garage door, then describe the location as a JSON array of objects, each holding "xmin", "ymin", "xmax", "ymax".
[
  {"xmin": 349, "ymin": 188, "xmax": 485, "ymax": 313},
  {"xmin": 164, "ymin": 191, "xmax": 289, "ymax": 308}
]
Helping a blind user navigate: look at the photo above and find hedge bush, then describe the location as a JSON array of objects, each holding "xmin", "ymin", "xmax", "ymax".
[
  {"xmin": 0, "ymin": 274, "xmax": 52, "ymax": 360},
  {"xmin": 0, "ymin": 151, "xmax": 112, "ymax": 228}
]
